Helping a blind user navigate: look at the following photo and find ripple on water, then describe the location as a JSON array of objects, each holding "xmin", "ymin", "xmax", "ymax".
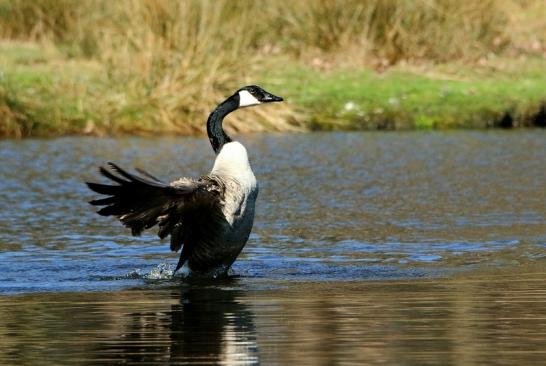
[{"xmin": 0, "ymin": 131, "xmax": 545, "ymax": 293}]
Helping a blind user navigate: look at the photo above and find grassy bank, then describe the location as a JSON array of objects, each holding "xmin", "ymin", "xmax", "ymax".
[
  {"xmin": 1, "ymin": 0, "xmax": 545, "ymax": 137},
  {"xmin": 263, "ymin": 58, "xmax": 546, "ymax": 130},
  {"xmin": 2, "ymin": 42, "xmax": 545, "ymax": 137}
]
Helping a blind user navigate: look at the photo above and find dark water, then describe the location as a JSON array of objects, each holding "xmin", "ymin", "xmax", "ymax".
[{"xmin": 1, "ymin": 131, "xmax": 545, "ymax": 364}]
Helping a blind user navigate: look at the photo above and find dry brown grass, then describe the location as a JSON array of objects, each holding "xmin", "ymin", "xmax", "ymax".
[{"xmin": 0, "ymin": 0, "xmax": 544, "ymax": 137}]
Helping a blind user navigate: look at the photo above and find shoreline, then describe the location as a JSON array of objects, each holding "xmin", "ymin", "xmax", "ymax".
[{"xmin": 2, "ymin": 43, "xmax": 545, "ymax": 138}]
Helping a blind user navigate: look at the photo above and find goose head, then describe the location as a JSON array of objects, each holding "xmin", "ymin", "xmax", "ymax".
[
  {"xmin": 236, "ymin": 85, "xmax": 283, "ymax": 108},
  {"xmin": 207, "ymin": 85, "xmax": 284, "ymax": 154}
]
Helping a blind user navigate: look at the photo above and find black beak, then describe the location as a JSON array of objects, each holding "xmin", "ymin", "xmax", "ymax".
[{"xmin": 262, "ymin": 92, "xmax": 283, "ymax": 103}]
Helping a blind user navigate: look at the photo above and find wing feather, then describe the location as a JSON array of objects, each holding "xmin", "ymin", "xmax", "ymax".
[
  {"xmin": 135, "ymin": 167, "xmax": 162, "ymax": 182},
  {"xmin": 86, "ymin": 163, "xmax": 223, "ymax": 246}
]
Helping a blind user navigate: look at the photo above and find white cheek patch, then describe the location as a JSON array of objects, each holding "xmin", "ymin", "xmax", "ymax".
[{"xmin": 238, "ymin": 90, "xmax": 261, "ymax": 107}]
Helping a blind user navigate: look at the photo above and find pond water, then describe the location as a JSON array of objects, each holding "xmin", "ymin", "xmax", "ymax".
[{"xmin": 0, "ymin": 131, "xmax": 545, "ymax": 364}]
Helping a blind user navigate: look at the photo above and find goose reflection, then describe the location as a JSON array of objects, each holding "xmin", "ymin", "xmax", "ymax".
[
  {"xmin": 169, "ymin": 286, "xmax": 259, "ymax": 364},
  {"xmin": 92, "ymin": 284, "xmax": 259, "ymax": 365}
]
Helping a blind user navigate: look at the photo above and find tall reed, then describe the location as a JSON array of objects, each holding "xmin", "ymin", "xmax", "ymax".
[{"xmin": 0, "ymin": 0, "xmax": 544, "ymax": 136}]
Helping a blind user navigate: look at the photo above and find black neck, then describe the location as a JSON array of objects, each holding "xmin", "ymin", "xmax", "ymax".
[{"xmin": 207, "ymin": 94, "xmax": 239, "ymax": 153}]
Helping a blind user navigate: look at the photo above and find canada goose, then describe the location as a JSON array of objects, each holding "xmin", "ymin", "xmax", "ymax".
[{"xmin": 86, "ymin": 85, "xmax": 283, "ymax": 275}]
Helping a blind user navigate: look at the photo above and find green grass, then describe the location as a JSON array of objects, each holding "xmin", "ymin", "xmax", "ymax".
[
  {"xmin": 0, "ymin": 42, "xmax": 165, "ymax": 137},
  {"xmin": 1, "ymin": 0, "xmax": 545, "ymax": 137},
  {"xmin": 1, "ymin": 42, "xmax": 546, "ymax": 137},
  {"xmin": 261, "ymin": 59, "xmax": 546, "ymax": 130}
]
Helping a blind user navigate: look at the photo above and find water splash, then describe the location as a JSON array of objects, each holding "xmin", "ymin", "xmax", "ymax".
[{"xmin": 143, "ymin": 263, "xmax": 175, "ymax": 279}]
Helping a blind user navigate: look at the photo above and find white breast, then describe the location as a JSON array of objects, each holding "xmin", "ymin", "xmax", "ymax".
[
  {"xmin": 211, "ymin": 142, "xmax": 256, "ymax": 188},
  {"xmin": 211, "ymin": 142, "xmax": 258, "ymax": 226}
]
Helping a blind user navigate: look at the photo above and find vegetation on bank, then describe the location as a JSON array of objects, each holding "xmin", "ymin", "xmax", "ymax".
[
  {"xmin": 264, "ymin": 59, "xmax": 546, "ymax": 130},
  {"xmin": 0, "ymin": 0, "xmax": 545, "ymax": 137}
]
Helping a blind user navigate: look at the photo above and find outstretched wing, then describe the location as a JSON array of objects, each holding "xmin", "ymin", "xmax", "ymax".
[{"xmin": 86, "ymin": 162, "xmax": 223, "ymax": 256}]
